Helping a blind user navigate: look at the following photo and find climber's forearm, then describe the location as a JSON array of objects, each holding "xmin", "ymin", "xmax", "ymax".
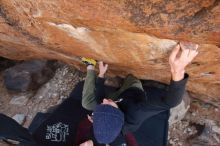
[
  {"xmin": 165, "ymin": 73, "xmax": 189, "ymax": 108},
  {"xmin": 82, "ymin": 70, "xmax": 97, "ymax": 111}
]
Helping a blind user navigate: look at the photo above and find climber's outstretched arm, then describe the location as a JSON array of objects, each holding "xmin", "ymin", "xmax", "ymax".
[{"xmin": 164, "ymin": 43, "xmax": 198, "ymax": 107}]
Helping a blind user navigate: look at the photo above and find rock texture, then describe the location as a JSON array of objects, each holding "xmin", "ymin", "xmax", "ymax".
[
  {"xmin": 0, "ymin": 0, "xmax": 220, "ymax": 104},
  {"xmin": 4, "ymin": 60, "xmax": 56, "ymax": 92}
]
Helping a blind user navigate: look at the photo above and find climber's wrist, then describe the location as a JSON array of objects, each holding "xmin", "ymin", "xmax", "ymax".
[
  {"xmin": 171, "ymin": 70, "xmax": 185, "ymax": 81},
  {"xmin": 98, "ymin": 73, "xmax": 105, "ymax": 78},
  {"xmin": 87, "ymin": 65, "xmax": 95, "ymax": 70}
]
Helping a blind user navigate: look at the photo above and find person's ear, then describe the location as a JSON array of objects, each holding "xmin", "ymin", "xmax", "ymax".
[
  {"xmin": 103, "ymin": 98, "xmax": 109, "ymax": 104},
  {"xmin": 87, "ymin": 115, "xmax": 93, "ymax": 123},
  {"xmin": 79, "ymin": 140, "xmax": 94, "ymax": 146}
]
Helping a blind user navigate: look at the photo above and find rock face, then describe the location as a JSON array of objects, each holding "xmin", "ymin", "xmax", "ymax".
[
  {"xmin": 0, "ymin": 0, "xmax": 219, "ymax": 104},
  {"xmin": 4, "ymin": 60, "xmax": 56, "ymax": 92}
]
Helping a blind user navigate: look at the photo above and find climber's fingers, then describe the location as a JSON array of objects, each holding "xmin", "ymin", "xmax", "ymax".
[
  {"xmin": 180, "ymin": 42, "xmax": 199, "ymax": 62},
  {"xmin": 180, "ymin": 42, "xmax": 199, "ymax": 64},
  {"xmin": 180, "ymin": 47, "xmax": 190, "ymax": 60},
  {"xmin": 188, "ymin": 44, "xmax": 199, "ymax": 62},
  {"xmin": 169, "ymin": 44, "xmax": 180, "ymax": 62}
]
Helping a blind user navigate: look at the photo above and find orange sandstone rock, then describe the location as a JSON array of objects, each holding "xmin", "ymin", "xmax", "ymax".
[{"xmin": 0, "ymin": 0, "xmax": 219, "ymax": 104}]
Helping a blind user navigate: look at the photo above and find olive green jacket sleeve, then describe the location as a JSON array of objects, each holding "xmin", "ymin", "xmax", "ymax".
[{"xmin": 82, "ymin": 70, "xmax": 98, "ymax": 111}]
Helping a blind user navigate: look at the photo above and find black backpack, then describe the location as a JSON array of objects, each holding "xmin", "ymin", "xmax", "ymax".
[{"xmin": 0, "ymin": 113, "xmax": 37, "ymax": 146}]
